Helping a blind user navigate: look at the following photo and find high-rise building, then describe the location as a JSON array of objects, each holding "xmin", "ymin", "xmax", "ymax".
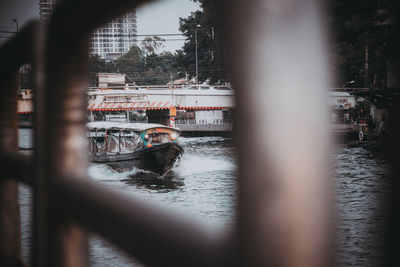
[
  {"xmin": 39, "ymin": 0, "xmax": 56, "ymax": 20},
  {"xmin": 90, "ymin": 12, "xmax": 137, "ymax": 61},
  {"xmin": 39, "ymin": 0, "xmax": 137, "ymax": 61}
]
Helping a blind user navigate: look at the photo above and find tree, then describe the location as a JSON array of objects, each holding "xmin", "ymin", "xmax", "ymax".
[
  {"xmin": 329, "ymin": 0, "xmax": 398, "ymax": 88},
  {"xmin": 88, "ymin": 54, "xmax": 113, "ymax": 86},
  {"xmin": 141, "ymin": 36, "xmax": 166, "ymax": 55},
  {"xmin": 114, "ymin": 45, "xmax": 145, "ymax": 82},
  {"xmin": 177, "ymin": 0, "xmax": 229, "ymax": 83}
]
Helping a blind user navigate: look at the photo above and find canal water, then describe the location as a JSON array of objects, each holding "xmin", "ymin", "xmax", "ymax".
[{"xmin": 18, "ymin": 129, "xmax": 389, "ymax": 266}]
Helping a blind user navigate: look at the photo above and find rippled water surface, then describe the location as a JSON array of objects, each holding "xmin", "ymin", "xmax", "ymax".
[
  {"xmin": 335, "ymin": 146, "xmax": 390, "ymax": 266},
  {"xmin": 87, "ymin": 136, "xmax": 238, "ymax": 266},
  {"xmin": 18, "ymin": 129, "xmax": 390, "ymax": 266}
]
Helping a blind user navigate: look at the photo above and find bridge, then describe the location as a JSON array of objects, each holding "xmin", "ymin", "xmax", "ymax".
[
  {"xmin": 20, "ymin": 87, "xmax": 398, "ymax": 114},
  {"xmin": 18, "ymin": 87, "xmax": 395, "ymax": 136},
  {"xmin": 18, "ymin": 87, "xmax": 235, "ymax": 134},
  {"xmin": 87, "ymin": 87, "xmax": 234, "ymax": 111},
  {"xmin": 18, "ymin": 87, "xmax": 235, "ymax": 112}
]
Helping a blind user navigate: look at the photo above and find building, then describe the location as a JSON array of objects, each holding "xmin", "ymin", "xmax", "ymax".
[
  {"xmin": 39, "ymin": 0, "xmax": 56, "ymax": 20},
  {"xmin": 98, "ymin": 73, "xmax": 131, "ymax": 88},
  {"xmin": 90, "ymin": 12, "xmax": 137, "ymax": 61},
  {"xmin": 39, "ymin": 0, "xmax": 137, "ymax": 61}
]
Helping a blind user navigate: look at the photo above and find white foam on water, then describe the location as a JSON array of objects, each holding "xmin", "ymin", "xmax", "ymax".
[
  {"xmin": 178, "ymin": 136, "xmax": 225, "ymax": 145},
  {"xmin": 175, "ymin": 154, "xmax": 235, "ymax": 176},
  {"xmin": 88, "ymin": 164, "xmax": 147, "ymax": 181}
]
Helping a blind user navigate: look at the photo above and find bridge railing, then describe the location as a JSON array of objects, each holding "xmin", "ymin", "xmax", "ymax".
[{"xmin": 1, "ymin": 0, "xmax": 399, "ymax": 267}]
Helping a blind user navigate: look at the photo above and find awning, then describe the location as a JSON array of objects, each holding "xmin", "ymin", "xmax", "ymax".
[
  {"xmin": 177, "ymin": 106, "xmax": 233, "ymax": 110},
  {"xmin": 87, "ymin": 102, "xmax": 234, "ymax": 111},
  {"xmin": 88, "ymin": 101, "xmax": 173, "ymax": 110}
]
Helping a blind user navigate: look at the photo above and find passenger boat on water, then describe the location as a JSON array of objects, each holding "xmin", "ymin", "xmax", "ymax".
[{"xmin": 87, "ymin": 122, "xmax": 183, "ymax": 175}]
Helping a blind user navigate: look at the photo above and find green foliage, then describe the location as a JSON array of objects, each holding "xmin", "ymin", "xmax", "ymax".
[
  {"xmin": 141, "ymin": 36, "xmax": 166, "ymax": 55},
  {"xmin": 115, "ymin": 46, "xmax": 145, "ymax": 75},
  {"xmin": 330, "ymin": 0, "xmax": 398, "ymax": 88},
  {"xmin": 88, "ymin": 54, "xmax": 112, "ymax": 86},
  {"xmin": 89, "ymin": 45, "xmax": 182, "ymax": 85},
  {"xmin": 88, "ymin": 0, "xmax": 229, "ymax": 86},
  {"xmin": 177, "ymin": 0, "xmax": 228, "ymax": 83}
]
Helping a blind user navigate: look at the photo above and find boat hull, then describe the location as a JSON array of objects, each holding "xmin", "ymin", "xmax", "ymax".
[{"xmin": 89, "ymin": 142, "xmax": 183, "ymax": 175}]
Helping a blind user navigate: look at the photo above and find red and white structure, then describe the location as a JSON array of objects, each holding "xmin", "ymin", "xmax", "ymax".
[{"xmin": 86, "ymin": 87, "xmax": 234, "ymax": 112}]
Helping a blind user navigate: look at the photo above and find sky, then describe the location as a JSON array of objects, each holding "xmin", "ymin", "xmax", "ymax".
[
  {"xmin": 0, "ymin": 0, "xmax": 200, "ymax": 52},
  {"xmin": 137, "ymin": 0, "xmax": 200, "ymax": 52}
]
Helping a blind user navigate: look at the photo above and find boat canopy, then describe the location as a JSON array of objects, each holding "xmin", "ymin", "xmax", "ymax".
[{"xmin": 87, "ymin": 122, "xmax": 180, "ymax": 132}]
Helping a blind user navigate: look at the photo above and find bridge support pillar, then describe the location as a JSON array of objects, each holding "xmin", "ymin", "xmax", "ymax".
[{"xmin": 146, "ymin": 109, "xmax": 171, "ymax": 126}]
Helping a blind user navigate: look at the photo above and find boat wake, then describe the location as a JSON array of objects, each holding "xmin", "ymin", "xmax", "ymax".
[
  {"xmin": 174, "ymin": 154, "xmax": 235, "ymax": 176},
  {"xmin": 88, "ymin": 150, "xmax": 235, "ymax": 182},
  {"xmin": 88, "ymin": 164, "xmax": 149, "ymax": 181},
  {"xmin": 88, "ymin": 162, "xmax": 182, "ymax": 182}
]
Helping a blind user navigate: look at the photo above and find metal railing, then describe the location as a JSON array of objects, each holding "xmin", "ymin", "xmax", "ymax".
[{"xmin": 1, "ymin": 0, "xmax": 399, "ymax": 267}]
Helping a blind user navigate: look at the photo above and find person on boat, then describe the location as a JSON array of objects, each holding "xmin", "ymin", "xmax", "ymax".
[
  {"xmin": 160, "ymin": 134, "xmax": 169, "ymax": 143},
  {"xmin": 367, "ymin": 115, "xmax": 374, "ymax": 142},
  {"xmin": 344, "ymin": 111, "xmax": 350, "ymax": 124},
  {"xmin": 380, "ymin": 114, "xmax": 386, "ymax": 142}
]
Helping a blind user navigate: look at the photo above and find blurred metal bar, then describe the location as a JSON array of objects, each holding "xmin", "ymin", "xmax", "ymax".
[
  {"xmin": 230, "ymin": 0, "xmax": 332, "ymax": 266},
  {"xmin": 0, "ymin": 21, "xmax": 42, "ymax": 267},
  {"xmin": 0, "ymin": 148, "xmax": 234, "ymax": 266},
  {"xmin": 0, "ymin": 152, "xmax": 33, "ymax": 186},
  {"xmin": 0, "ymin": 66, "xmax": 22, "ymax": 267},
  {"xmin": 386, "ymin": 97, "xmax": 400, "ymax": 267},
  {"xmin": 0, "ymin": 149, "xmax": 230, "ymax": 266},
  {"xmin": 0, "ymin": 148, "xmax": 232, "ymax": 266},
  {"xmin": 40, "ymin": 0, "xmax": 154, "ymax": 266},
  {"xmin": 52, "ymin": 175, "xmax": 230, "ymax": 267},
  {"xmin": 384, "ymin": 6, "xmax": 400, "ymax": 264},
  {"xmin": 30, "ymin": 20, "xmax": 48, "ymax": 267}
]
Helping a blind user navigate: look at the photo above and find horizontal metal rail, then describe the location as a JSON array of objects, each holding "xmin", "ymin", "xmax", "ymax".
[
  {"xmin": 0, "ymin": 151, "xmax": 232, "ymax": 266},
  {"xmin": 0, "ymin": 152, "xmax": 33, "ymax": 185},
  {"xmin": 52, "ymin": 176, "xmax": 232, "ymax": 267}
]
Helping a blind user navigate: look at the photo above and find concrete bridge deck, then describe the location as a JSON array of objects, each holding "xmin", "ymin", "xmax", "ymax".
[{"xmin": 18, "ymin": 87, "xmax": 235, "ymax": 113}]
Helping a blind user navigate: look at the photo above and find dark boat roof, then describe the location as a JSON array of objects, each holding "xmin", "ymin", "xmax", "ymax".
[{"xmin": 87, "ymin": 122, "xmax": 180, "ymax": 132}]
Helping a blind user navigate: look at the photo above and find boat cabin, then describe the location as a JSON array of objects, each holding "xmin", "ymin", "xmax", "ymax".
[{"xmin": 87, "ymin": 122, "xmax": 181, "ymax": 155}]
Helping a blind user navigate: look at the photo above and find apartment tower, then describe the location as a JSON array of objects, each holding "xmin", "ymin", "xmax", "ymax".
[{"xmin": 39, "ymin": 0, "xmax": 137, "ymax": 61}]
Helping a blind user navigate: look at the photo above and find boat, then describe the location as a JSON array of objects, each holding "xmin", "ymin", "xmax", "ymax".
[{"xmin": 87, "ymin": 122, "xmax": 184, "ymax": 175}]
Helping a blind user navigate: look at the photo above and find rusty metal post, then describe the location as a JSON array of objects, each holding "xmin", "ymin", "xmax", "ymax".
[
  {"xmin": 39, "ymin": 1, "xmax": 151, "ymax": 266},
  {"xmin": 0, "ymin": 71, "xmax": 23, "ymax": 266},
  {"xmin": 230, "ymin": 0, "xmax": 333, "ymax": 266},
  {"xmin": 40, "ymin": 12, "xmax": 90, "ymax": 267},
  {"xmin": 30, "ymin": 21, "xmax": 49, "ymax": 267},
  {"xmin": 0, "ymin": 21, "xmax": 42, "ymax": 266}
]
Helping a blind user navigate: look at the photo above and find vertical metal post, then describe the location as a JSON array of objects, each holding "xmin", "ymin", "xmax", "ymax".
[
  {"xmin": 0, "ymin": 71, "xmax": 23, "ymax": 266},
  {"xmin": 231, "ymin": 0, "xmax": 332, "ymax": 266},
  {"xmin": 13, "ymin": 19, "xmax": 19, "ymax": 33},
  {"xmin": 364, "ymin": 44, "xmax": 369, "ymax": 87},
  {"xmin": 40, "ymin": 5, "xmax": 90, "ymax": 266},
  {"xmin": 31, "ymin": 21, "xmax": 49, "ymax": 267},
  {"xmin": 195, "ymin": 26, "xmax": 199, "ymax": 84}
]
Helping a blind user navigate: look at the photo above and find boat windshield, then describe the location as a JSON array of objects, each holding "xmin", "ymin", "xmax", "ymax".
[
  {"xmin": 88, "ymin": 130, "xmax": 143, "ymax": 154},
  {"xmin": 143, "ymin": 128, "xmax": 179, "ymax": 146}
]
